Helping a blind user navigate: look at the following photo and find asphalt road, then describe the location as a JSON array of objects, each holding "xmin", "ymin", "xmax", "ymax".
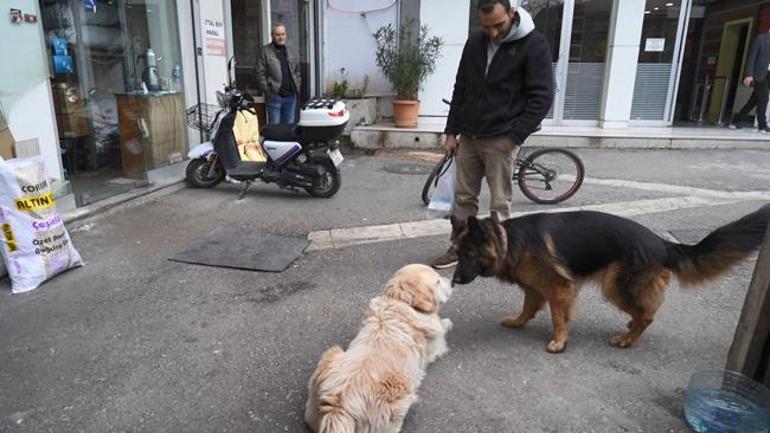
[{"xmin": 1, "ymin": 147, "xmax": 769, "ymax": 432}]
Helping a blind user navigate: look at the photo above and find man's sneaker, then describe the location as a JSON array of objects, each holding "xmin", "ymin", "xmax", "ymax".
[
  {"xmin": 728, "ymin": 122, "xmax": 741, "ymax": 130},
  {"xmin": 431, "ymin": 246, "xmax": 458, "ymax": 269},
  {"xmin": 760, "ymin": 126, "xmax": 770, "ymax": 134}
]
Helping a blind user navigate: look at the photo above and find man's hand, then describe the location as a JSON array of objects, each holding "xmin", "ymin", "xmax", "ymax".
[
  {"xmin": 444, "ymin": 135, "xmax": 458, "ymax": 154},
  {"xmin": 744, "ymin": 76, "xmax": 755, "ymax": 86}
]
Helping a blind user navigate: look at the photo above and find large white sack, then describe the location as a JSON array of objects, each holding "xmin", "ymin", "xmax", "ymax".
[{"xmin": 0, "ymin": 156, "xmax": 83, "ymax": 293}]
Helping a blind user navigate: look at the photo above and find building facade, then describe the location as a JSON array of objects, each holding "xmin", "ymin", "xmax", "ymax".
[{"xmin": 1, "ymin": 0, "xmax": 767, "ymax": 208}]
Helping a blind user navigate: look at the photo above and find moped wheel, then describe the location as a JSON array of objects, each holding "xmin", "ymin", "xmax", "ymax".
[
  {"xmin": 185, "ymin": 158, "xmax": 225, "ymax": 188},
  {"xmin": 306, "ymin": 164, "xmax": 341, "ymax": 198},
  {"xmin": 517, "ymin": 148, "xmax": 584, "ymax": 204}
]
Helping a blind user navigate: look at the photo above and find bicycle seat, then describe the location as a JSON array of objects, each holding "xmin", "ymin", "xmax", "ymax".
[{"xmin": 261, "ymin": 124, "xmax": 299, "ymax": 141}]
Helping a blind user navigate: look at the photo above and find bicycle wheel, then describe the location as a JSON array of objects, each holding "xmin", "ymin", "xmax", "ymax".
[{"xmin": 517, "ymin": 148, "xmax": 584, "ymax": 204}]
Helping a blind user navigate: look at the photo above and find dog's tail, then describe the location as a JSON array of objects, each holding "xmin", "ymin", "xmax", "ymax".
[
  {"xmin": 318, "ymin": 395, "xmax": 355, "ymax": 433},
  {"xmin": 665, "ymin": 204, "xmax": 770, "ymax": 286}
]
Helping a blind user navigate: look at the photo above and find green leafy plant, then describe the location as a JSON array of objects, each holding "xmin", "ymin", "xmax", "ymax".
[
  {"xmin": 331, "ymin": 68, "xmax": 349, "ymax": 99},
  {"xmin": 373, "ymin": 20, "xmax": 443, "ymax": 100}
]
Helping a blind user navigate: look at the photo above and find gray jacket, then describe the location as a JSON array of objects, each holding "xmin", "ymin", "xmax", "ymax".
[
  {"xmin": 746, "ymin": 32, "xmax": 770, "ymax": 82},
  {"xmin": 255, "ymin": 43, "xmax": 301, "ymax": 97}
]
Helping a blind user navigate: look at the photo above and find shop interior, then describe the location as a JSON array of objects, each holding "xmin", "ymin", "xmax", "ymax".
[{"xmin": 40, "ymin": 0, "xmax": 187, "ymax": 206}]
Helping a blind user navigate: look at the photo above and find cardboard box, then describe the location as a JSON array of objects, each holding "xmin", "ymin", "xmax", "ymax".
[
  {"xmin": 0, "ymin": 112, "xmax": 15, "ymax": 160},
  {"xmin": 52, "ymin": 85, "xmax": 85, "ymax": 114},
  {"xmin": 56, "ymin": 113, "xmax": 90, "ymax": 138},
  {"xmin": 14, "ymin": 139, "xmax": 40, "ymax": 158}
]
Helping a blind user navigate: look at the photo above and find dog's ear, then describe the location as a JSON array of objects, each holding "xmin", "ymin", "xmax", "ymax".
[
  {"xmin": 385, "ymin": 279, "xmax": 437, "ymax": 313},
  {"xmin": 410, "ymin": 280, "xmax": 437, "ymax": 313},
  {"xmin": 384, "ymin": 280, "xmax": 413, "ymax": 306}
]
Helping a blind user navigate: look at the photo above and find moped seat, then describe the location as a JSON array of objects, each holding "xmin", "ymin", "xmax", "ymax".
[{"xmin": 261, "ymin": 124, "xmax": 299, "ymax": 141}]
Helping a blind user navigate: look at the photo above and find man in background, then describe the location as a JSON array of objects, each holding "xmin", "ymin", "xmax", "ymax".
[
  {"xmin": 729, "ymin": 28, "xmax": 770, "ymax": 133},
  {"xmin": 256, "ymin": 23, "xmax": 301, "ymax": 124}
]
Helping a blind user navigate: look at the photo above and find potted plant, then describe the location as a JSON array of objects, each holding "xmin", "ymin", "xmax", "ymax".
[{"xmin": 373, "ymin": 20, "xmax": 443, "ymax": 128}]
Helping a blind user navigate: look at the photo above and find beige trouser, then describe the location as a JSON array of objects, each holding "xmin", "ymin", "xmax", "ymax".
[{"xmin": 452, "ymin": 135, "xmax": 517, "ymax": 227}]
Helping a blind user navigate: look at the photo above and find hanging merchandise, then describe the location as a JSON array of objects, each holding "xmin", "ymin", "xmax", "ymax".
[
  {"xmin": 51, "ymin": 37, "xmax": 73, "ymax": 74},
  {"xmin": 52, "ymin": 37, "xmax": 68, "ymax": 55},
  {"xmin": 53, "ymin": 55, "xmax": 74, "ymax": 74}
]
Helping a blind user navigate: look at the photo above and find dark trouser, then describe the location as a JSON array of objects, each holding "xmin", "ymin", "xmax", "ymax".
[{"xmin": 734, "ymin": 72, "xmax": 770, "ymax": 128}]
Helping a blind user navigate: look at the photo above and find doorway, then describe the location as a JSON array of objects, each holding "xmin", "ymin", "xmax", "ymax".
[{"xmin": 708, "ymin": 18, "xmax": 753, "ymax": 124}]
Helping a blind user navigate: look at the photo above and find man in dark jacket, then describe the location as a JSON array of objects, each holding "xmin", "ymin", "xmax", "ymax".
[
  {"xmin": 729, "ymin": 29, "xmax": 770, "ymax": 133},
  {"xmin": 432, "ymin": 0, "xmax": 553, "ymax": 269},
  {"xmin": 256, "ymin": 23, "xmax": 302, "ymax": 124}
]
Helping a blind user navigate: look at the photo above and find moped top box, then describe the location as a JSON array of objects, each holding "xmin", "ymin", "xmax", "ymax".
[{"xmin": 298, "ymin": 99, "xmax": 349, "ymax": 142}]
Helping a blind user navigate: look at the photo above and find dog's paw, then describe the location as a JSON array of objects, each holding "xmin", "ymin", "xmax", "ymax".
[
  {"xmin": 441, "ymin": 318, "xmax": 453, "ymax": 332},
  {"xmin": 609, "ymin": 334, "xmax": 635, "ymax": 348},
  {"xmin": 501, "ymin": 315, "xmax": 527, "ymax": 329},
  {"xmin": 546, "ymin": 340, "xmax": 567, "ymax": 353}
]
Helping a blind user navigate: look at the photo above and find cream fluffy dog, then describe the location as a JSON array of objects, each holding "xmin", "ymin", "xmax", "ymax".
[{"xmin": 305, "ymin": 264, "xmax": 453, "ymax": 433}]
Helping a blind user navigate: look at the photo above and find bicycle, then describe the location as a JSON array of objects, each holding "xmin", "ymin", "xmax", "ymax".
[{"xmin": 421, "ymin": 135, "xmax": 585, "ymax": 205}]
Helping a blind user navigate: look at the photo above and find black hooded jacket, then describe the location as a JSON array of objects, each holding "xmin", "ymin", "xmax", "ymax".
[{"xmin": 445, "ymin": 11, "xmax": 553, "ymax": 145}]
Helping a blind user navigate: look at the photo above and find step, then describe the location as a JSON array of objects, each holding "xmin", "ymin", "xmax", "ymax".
[{"xmin": 350, "ymin": 123, "xmax": 770, "ymax": 150}]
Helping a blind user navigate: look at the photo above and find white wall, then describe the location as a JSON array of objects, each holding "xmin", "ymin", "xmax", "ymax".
[
  {"xmin": 419, "ymin": 0, "xmax": 470, "ymax": 117},
  {"xmin": 198, "ymin": 0, "xmax": 230, "ymax": 104},
  {"xmin": 0, "ymin": 0, "xmax": 62, "ymax": 180},
  {"xmin": 5, "ymin": 82, "xmax": 61, "ymax": 180},
  {"xmin": 322, "ymin": 0, "xmax": 398, "ymax": 96},
  {"xmin": 177, "ymin": 0, "xmax": 202, "ymax": 147}
]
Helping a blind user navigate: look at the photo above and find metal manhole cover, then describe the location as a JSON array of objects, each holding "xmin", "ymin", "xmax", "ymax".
[{"xmin": 383, "ymin": 163, "xmax": 433, "ymax": 175}]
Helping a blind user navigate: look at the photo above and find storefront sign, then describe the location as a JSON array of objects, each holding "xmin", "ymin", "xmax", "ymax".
[
  {"xmin": 205, "ymin": 19, "xmax": 225, "ymax": 39},
  {"xmin": 204, "ymin": 18, "xmax": 226, "ymax": 56},
  {"xmin": 645, "ymin": 38, "xmax": 666, "ymax": 52}
]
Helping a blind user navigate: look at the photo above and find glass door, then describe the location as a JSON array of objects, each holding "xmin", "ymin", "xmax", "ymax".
[
  {"xmin": 631, "ymin": 0, "xmax": 687, "ymax": 122},
  {"xmin": 563, "ymin": 0, "xmax": 612, "ymax": 121},
  {"xmin": 520, "ymin": 0, "xmax": 566, "ymax": 120}
]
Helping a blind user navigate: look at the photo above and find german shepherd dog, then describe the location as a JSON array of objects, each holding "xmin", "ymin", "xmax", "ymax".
[{"xmin": 451, "ymin": 204, "xmax": 770, "ymax": 353}]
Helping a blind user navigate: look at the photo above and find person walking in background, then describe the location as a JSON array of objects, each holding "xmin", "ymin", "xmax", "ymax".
[
  {"xmin": 256, "ymin": 23, "xmax": 301, "ymax": 125},
  {"xmin": 430, "ymin": 0, "xmax": 553, "ymax": 269},
  {"xmin": 729, "ymin": 28, "xmax": 770, "ymax": 133}
]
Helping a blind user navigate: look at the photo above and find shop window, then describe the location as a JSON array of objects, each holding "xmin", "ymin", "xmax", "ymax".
[{"xmin": 40, "ymin": 0, "xmax": 187, "ymax": 206}]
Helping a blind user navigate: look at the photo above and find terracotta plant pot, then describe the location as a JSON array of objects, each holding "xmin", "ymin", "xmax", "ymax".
[{"xmin": 393, "ymin": 100, "xmax": 420, "ymax": 128}]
